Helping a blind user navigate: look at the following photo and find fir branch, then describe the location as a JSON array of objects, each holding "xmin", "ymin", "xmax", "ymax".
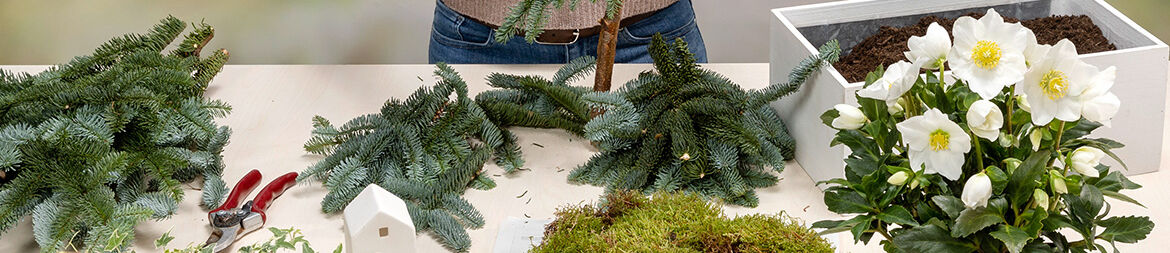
[
  {"xmin": 479, "ymin": 34, "xmax": 839, "ymax": 207},
  {"xmin": 0, "ymin": 16, "xmax": 233, "ymax": 251},
  {"xmin": 303, "ymin": 64, "xmax": 521, "ymax": 252}
]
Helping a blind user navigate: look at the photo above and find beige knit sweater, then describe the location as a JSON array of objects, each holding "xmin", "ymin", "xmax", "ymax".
[{"xmin": 444, "ymin": 0, "xmax": 678, "ymax": 29}]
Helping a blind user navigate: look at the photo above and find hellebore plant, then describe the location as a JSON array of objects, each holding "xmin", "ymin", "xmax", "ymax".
[{"xmin": 814, "ymin": 9, "xmax": 1152, "ymax": 253}]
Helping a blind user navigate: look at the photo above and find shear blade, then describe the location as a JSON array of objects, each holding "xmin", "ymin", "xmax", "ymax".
[{"xmin": 203, "ymin": 227, "xmax": 240, "ymax": 253}]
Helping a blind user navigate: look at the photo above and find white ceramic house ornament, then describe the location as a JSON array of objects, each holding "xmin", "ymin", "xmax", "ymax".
[{"xmin": 343, "ymin": 184, "xmax": 416, "ymax": 253}]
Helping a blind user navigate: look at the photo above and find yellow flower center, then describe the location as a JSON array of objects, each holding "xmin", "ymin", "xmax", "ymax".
[
  {"xmin": 971, "ymin": 40, "xmax": 1002, "ymax": 70},
  {"xmin": 1039, "ymin": 70, "xmax": 1069, "ymax": 100},
  {"xmin": 929, "ymin": 130, "xmax": 950, "ymax": 151}
]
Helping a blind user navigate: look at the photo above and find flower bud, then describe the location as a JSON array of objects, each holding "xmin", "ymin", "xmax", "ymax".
[
  {"xmin": 888, "ymin": 101, "xmax": 905, "ymax": 114},
  {"xmin": 1032, "ymin": 189, "xmax": 1049, "ymax": 209},
  {"xmin": 1003, "ymin": 158, "xmax": 1022, "ymax": 174},
  {"xmin": 1017, "ymin": 94, "xmax": 1032, "ymax": 112},
  {"xmin": 832, "ymin": 104, "xmax": 867, "ymax": 130},
  {"xmin": 1069, "ymin": 147, "xmax": 1105, "ymax": 178},
  {"xmin": 888, "ymin": 171, "xmax": 911, "ymax": 186},
  {"xmin": 967, "ymin": 100, "xmax": 1004, "ymax": 141},
  {"xmin": 1049, "ymin": 170, "xmax": 1068, "ymax": 194},
  {"xmin": 1029, "ymin": 130, "xmax": 1043, "ymax": 151},
  {"xmin": 909, "ymin": 178, "xmax": 920, "ymax": 189},
  {"xmin": 962, "ymin": 172, "xmax": 993, "ymax": 209},
  {"xmin": 998, "ymin": 132, "xmax": 1013, "ymax": 147}
]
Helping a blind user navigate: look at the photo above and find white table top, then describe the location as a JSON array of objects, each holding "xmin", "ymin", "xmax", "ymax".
[{"xmin": 0, "ymin": 64, "xmax": 1166, "ymax": 252}]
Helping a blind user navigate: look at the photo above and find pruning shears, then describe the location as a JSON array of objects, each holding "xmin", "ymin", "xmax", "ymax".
[{"xmin": 203, "ymin": 169, "xmax": 298, "ymax": 252}]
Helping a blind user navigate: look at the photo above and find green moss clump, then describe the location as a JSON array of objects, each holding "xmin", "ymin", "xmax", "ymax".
[{"xmin": 533, "ymin": 191, "xmax": 834, "ymax": 253}]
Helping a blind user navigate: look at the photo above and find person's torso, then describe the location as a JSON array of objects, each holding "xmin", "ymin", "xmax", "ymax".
[{"xmin": 443, "ymin": 0, "xmax": 679, "ymax": 29}]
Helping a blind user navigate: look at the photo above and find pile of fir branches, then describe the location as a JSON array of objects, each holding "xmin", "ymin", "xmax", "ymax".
[{"xmin": 0, "ymin": 16, "xmax": 232, "ymax": 251}]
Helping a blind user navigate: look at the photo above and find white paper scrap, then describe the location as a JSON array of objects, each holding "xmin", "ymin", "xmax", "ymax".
[{"xmin": 492, "ymin": 216, "xmax": 554, "ymax": 253}]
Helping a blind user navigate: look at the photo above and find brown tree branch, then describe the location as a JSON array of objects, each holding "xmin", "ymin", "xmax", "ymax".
[{"xmin": 591, "ymin": 3, "xmax": 622, "ymax": 119}]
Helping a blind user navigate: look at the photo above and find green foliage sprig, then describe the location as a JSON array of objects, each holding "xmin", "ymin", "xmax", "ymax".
[
  {"xmin": 477, "ymin": 35, "xmax": 839, "ymax": 207},
  {"xmin": 0, "ymin": 16, "xmax": 232, "ymax": 252},
  {"xmin": 300, "ymin": 64, "xmax": 524, "ymax": 252},
  {"xmin": 158, "ymin": 227, "xmax": 342, "ymax": 253},
  {"xmin": 533, "ymin": 191, "xmax": 834, "ymax": 252}
]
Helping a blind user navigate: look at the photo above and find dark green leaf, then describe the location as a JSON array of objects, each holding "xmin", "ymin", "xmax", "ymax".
[
  {"xmin": 1098, "ymin": 216, "xmax": 1153, "ymax": 243},
  {"xmin": 834, "ymin": 130, "xmax": 878, "ymax": 158},
  {"xmin": 877, "ymin": 205, "xmax": 920, "ymax": 226},
  {"xmin": 813, "ymin": 215, "xmax": 870, "ymax": 235},
  {"xmin": 989, "ymin": 225, "xmax": 1031, "ymax": 253},
  {"xmin": 1018, "ymin": 208, "xmax": 1048, "ymax": 237},
  {"xmin": 824, "ymin": 191, "xmax": 873, "ymax": 214},
  {"xmin": 1066, "ymin": 185, "xmax": 1104, "ymax": 225},
  {"xmin": 1101, "ymin": 190, "xmax": 1145, "ymax": 208},
  {"xmin": 850, "ymin": 216, "xmax": 874, "ymax": 243},
  {"xmin": 845, "ymin": 157, "xmax": 882, "ymax": 179},
  {"xmin": 893, "ymin": 224, "xmax": 976, "ymax": 253},
  {"xmin": 985, "ymin": 165, "xmax": 1008, "ymax": 194},
  {"xmin": 1060, "ymin": 119, "xmax": 1100, "ymax": 141},
  {"xmin": 1009, "ymin": 150, "xmax": 1052, "ymax": 209},
  {"xmin": 932, "ymin": 195, "xmax": 965, "ymax": 219},
  {"xmin": 821, "ymin": 109, "xmax": 840, "ymax": 128},
  {"xmin": 951, "ymin": 207, "xmax": 1005, "ymax": 237},
  {"xmin": 1092, "ymin": 171, "xmax": 1141, "ymax": 192}
]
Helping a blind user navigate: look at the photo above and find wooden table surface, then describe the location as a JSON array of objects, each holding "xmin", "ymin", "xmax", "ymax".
[{"xmin": 0, "ymin": 64, "xmax": 1166, "ymax": 252}]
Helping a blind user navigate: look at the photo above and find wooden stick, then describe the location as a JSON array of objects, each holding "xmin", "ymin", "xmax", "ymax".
[{"xmin": 591, "ymin": 3, "xmax": 623, "ymax": 119}]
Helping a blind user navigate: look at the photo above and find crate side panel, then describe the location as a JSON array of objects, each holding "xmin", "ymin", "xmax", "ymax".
[
  {"xmin": 1082, "ymin": 48, "xmax": 1169, "ymax": 175},
  {"xmin": 795, "ymin": 1, "xmax": 1052, "ymax": 54},
  {"xmin": 772, "ymin": 12, "xmax": 849, "ymax": 183},
  {"xmin": 1050, "ymin": 0, "xmax": 1161, "ymax": 49}
]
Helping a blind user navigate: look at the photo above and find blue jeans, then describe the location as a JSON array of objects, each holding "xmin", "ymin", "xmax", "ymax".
[{"xmin": 428, "ymin": 0, "xmax": 706, "ymax": 64}]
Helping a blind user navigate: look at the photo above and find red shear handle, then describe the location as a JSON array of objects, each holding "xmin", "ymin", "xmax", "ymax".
[
  {"xmin": 250, "ymin": 172, "xmax": 298, "ymax": 221},
  {"xmin": 210, "ymin": 169, "xmax": 262, "ymax": 214}
]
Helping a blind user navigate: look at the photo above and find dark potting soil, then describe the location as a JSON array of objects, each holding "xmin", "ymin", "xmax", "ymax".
[{"xmin": 834, "ymin": 13, "xmax": 1117, "ymax": 83}]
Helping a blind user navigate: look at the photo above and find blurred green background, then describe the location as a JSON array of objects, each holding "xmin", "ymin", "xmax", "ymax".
[{"xmin": 0, "ymin": 0, "xmax": 1166, "ymax": 64}]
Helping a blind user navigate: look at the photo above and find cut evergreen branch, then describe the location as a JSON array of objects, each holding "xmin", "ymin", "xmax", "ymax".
[
  {"xmin": 0, "ymin": 16, "xmax": 232, "ymax": 252},
  {"xmin": 475, "ymin": 56, "xmax": 597, "ymax": 135},
  {"xmin": 300, "ymin": 64, "xmax": 523, "ymax": 252},
  {"xmin": 533, "ymin": 191, "xmax": 834, "ymax": 252},
  {"xmin": 479, "ymin": 34, "xmax": 839, "ymax": 207}
]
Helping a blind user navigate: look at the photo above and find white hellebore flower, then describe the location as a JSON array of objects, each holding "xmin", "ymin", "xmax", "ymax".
[
  {"xmin": 1018, "ymin": 39, "xmax": 1097, "ymax": 125},
  {"xmin": 858, "ymin": 61, "xmax": 919, "ymax": 106},
  {"xmin": 905, "ymin": 22, "xmax": 951, "ymax": 69},
  {"xmin": 1069, "ymin": 146, "xmax": 1106, "ymax": 177},
  {"xmin": 1023, "ymin": 29, "xmax": 1053, "ymax": 67},
  {"xmin": 832, "ymin": 104, "xmax": 867, "ymax": 130},
  {"xmin": 1080, "ymin": 66, "xmax": 1121, "ymax": 127},
  {"xmin": 967, "ymin": 100, "xmax": 1004, "ymax": 141},
  {"xmin": 949, "ymin": 9, "xmax": 1030, "ymax": 100},
  {"xmin": 896, "ymin": 109, "xmax": 972, "ymax": 180},
  {"xmin": 962, "ymin": 172, "xmax": 993, "ymax": 209}
]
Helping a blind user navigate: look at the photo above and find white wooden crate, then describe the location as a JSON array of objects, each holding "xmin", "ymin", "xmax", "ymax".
[{"xmin": 770, "ymin": 0, "xmax": 1169, "ymax": 183}]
